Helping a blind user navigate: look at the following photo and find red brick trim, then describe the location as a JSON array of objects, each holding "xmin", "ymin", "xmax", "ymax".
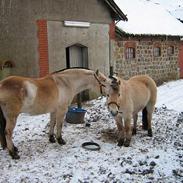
[
  {"xmin": 37, "ymin": 20, "xmax": 49, "ymax": 77},
  {"xmin": 124, "ymin": 41, "xmax": 136, "ymax": 48},
  {"xmin": 153, "ymin": 42, "xmax": 161, "ymax": 48},
  {"xmin": 109, "ymin": 21, "xmax": 116, "ymax": 40},
  {"xmin": 124, "ymin": 41, "xmax": 136, "ymax": 60}
]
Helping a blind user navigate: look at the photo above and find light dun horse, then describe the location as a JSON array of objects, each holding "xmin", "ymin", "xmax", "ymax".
[
  {"xmin": 0, "ymin": 68, "xmax": 107, "ymax": 159},
  {"xmin": 105, "ymin": 75, "xmax": 157, "ymax": 147}
]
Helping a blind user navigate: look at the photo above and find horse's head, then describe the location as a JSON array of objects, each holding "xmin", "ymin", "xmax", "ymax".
[
  {"xmin": 105, "ymin": 76, "xmax": 121, "ymax": 116},
  {"xmin": 94, "ymin": 70, "xmax": 111, "ymax": 94}
]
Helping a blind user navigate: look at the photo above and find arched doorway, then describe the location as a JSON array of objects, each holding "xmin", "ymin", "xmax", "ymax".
[
  {"xmin": 66, "ymin": 44, "xmax": 88, "ymax": 68},
  {"xmin": 66, "ymin": 44, "xmax": 89, "ymax": 103}
]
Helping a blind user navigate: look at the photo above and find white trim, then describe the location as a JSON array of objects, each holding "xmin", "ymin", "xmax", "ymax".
[{"xmin": 64, "ymin": 21, "xmax": 90, "ymax": 28}]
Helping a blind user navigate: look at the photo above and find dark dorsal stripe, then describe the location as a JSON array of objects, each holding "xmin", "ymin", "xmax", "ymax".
[
  {"xmin": 109, "ymin": 76, "xmax": 119, "ymax": 91},
  {"xmin": 51, "ymin": 67, "xmax": 91, "ymax": 74}
]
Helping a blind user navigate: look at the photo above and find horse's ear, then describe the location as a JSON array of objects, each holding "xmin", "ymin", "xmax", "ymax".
[{"xmin": 95, "ymin": 69, "xmax": 99, "ymax": 76}]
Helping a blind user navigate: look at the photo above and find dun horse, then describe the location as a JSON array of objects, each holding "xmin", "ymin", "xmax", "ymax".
[
  {"xmin": 0, "ymin": 68, "xmax": 107, "ymax": 159},
  {"xmin": 105, "ymin": 75, "xmax": 157, "ymax": 147}
]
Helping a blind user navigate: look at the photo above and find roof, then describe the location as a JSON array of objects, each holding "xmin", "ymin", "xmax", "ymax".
[
  {"xmin": 149, "ymin": 0, "xmax": 183, "ymax": 21},
  {"xmin": 104, "ymin": 0, "xmax": 128, "ymax": 21},
  {"xmin": 114, "ymin": 0, "xmax": 183, "ymax": 37}
]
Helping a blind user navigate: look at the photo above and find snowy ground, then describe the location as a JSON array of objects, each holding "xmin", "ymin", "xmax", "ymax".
[{"xmin": 0, "ymin": 80, "xmax": 183, "ymax": 183}]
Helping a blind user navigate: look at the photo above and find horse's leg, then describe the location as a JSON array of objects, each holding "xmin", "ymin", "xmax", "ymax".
[
  {"xmin": 115, "ymin": 115, "xmax": 125, "ymax": 146},
  {"xmin": 142, "ymin": 107, "xmax": 148, "ymax": 130},
  {"xmin": 146, "ymin": 104, "xmax": 154, "ymax": 137},
  {"xmin": 132, "ymin": 113, "xmax": 138, "ymax": 135},
  {"xmin": 56, "ymin": 108, "xmax": 67, "ymax": 145},
  {"xmin": 49, "ymin": 112, "xmax": 56, "ymax": 143},
  {"xmin": 124, "ymin": 115, "xmax": 132, "ymax": 147},
  {"xmin": 0, "ymin": 106, "xmax": 7, "ymax": 149},
  {"xmin": 5, "ymin": 116, "xmax": 20, "ymax": 159}
]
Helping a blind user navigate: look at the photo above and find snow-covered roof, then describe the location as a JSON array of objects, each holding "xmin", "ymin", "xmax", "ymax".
[
  {"xmin": 149, "ymin": 0, "xmax": 183, "ymax": 21},
  {"xmin": 114, "ymin": 0, "xmax": 183, "ymax": 36}
]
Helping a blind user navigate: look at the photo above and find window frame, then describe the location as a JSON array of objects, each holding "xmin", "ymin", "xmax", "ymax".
[
  {"xmin": 153, "ymin": 46, "xmax": 161, "ymax": 57},
  {"xmin": 125, "ymin": 47, "xmax": 136, "ymax": 60},
  {"xmin": 167, "ymin": 45, "xmax": 174, "ymax": 56}
]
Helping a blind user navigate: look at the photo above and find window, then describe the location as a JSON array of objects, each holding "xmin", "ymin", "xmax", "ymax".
[
  {"xmin": 167, "ymin": 46, "xmax": 174, "ymax": 55},
  {"xmin": 153, "ymin": 47, "xmax": 161, "ymax": 57},
  {"xmin": 125, "ymin": 47, "xmax": 135, "ymax": 59}
]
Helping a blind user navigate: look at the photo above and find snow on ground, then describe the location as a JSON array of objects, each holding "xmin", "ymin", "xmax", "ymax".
[
  {"xmin": 157, "ymin": 79, "xmax": 183, "ymax": 112},
  {"xmin": 0, "ymin": 80, "xmax": 183, "ymax": 183}
]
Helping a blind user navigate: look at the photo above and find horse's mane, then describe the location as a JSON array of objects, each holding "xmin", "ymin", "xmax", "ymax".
[
  {"xmin": 109, "ymin": 75, "xmax": 120, "ymax": 91},
  {"xmin": 51, "ymin": 67, "xmax": 91, "ymax": 74},
  {"xmin": 109, "ymin": 75, "xmax": 117, "ymax": 81}
]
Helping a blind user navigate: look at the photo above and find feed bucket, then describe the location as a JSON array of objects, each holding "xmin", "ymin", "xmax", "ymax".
[{"xmin": 66, "ymin": 107, "xmax": 87, "ymax": 124}]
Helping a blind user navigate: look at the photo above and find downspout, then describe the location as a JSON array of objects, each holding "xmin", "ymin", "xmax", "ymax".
[
  {"xmin": 109, "ymin": 21, "xmax": 115, "ymax": 76},
  {"xmin": 109, "ymin": 21, "xmax": 120, "ymax": 76},
  {"xmin": 109, "ymin": 37, "xmax": 113, "ymax": 76}
]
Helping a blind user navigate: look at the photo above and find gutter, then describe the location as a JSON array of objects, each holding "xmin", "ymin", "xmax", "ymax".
[
  {"xmin": 104, "ymin": 0, "xmax": 128, "ymax": 21},
  {"xmin": 115, "ymin": 26, "xmax": 182, "ymax": 39}
]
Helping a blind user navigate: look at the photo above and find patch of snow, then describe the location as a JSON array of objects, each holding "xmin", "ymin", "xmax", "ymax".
[{"xmin": 156, "ymin": 79, "xmax": 183, "ymax": 112}]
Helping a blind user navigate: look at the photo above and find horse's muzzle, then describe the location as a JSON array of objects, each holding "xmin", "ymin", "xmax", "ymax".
[
  {"xmin": 108, "ymin": 102, "xmax": 119, "ymax": 116},
  {"xmin": 110, "ymin": 110, "xmax": 118, "ymax": 117}
]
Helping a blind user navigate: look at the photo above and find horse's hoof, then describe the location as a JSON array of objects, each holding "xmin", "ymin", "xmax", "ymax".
[
  {"xmin": 12, "ymin": 154, "xmax": 20, "ymax": 160},
  {"xmin": 124, "ymin": 139, "xmax": 130, "ymax": 147},
  {"xmin": 49, "ymin": 135, "xmax": 56, "ymax": 143},
  {"xmin": 117, "ymin": 139, "xmax": 124, "ymax": 147},
  {"xmin": 13, "ymin": 146, "xmax": 18, "ymax": 152},
  {"xmin": 2, "ymin": 144, "xmax": 7, "ymax": 150},
  {"xmin": 57, "ymin": 138, "xmax": 66, "ymax": 145},
  {"xmin": 148, "ymin": 129, "xmax": 153, "ymax": 137},
  {"xmin": 9, "ymin": 150, "xmax": 20, "ymax": 160}
]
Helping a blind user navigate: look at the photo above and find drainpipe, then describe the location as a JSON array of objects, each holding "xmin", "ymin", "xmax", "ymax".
[
  {"xmin": 109, "ymin": 21, "xmax": 116, "ymax": 77},
  {"xmin": 109, "ymin": 21, "xmax": 120, "ymax": 77},
  {"xmin": 109, "ymin": 39, "xmax": 113, "ymax": 77}
]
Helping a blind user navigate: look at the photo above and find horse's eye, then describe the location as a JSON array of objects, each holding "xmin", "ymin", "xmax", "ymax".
[
  {"xmin": 118, "ymin": 94, "xmax": 120, "ymax": 97},
  {"xmin": 107, "ymin": 94, "xmax": 109, "ymax": 97}
]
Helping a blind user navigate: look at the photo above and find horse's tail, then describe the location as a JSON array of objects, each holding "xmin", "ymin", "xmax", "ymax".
[
  {"xmin": 142, "ymin": 107, "xmax": 148, "ymax": 130},
  {"xmin": 0, "ymin": 106, "xmax": 7, "ymax": 149},
  {"xmin": 146, "ymin": 76, "xmax": 157, "ymax": 106}
]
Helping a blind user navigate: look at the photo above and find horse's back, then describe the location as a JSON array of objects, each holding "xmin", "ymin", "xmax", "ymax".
[
  {"xmin": 129, "ymin": 75, "xmax": 155, "ymax": 85},
  {"xmin": 21, "ymin": 76, "xmax": 59, "ymax": 114},
  {"xmin": 0, "ymin": 75, "xmax": 59, "ymax": 115},
  {"xmin": 130, "ymin": 75, "xmax": 157, "ymax": 102}
]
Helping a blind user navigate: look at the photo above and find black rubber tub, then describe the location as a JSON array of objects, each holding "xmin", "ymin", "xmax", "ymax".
[{"xmin": 66, "ymin": 107, "xmax": 87, "ymax": 124}]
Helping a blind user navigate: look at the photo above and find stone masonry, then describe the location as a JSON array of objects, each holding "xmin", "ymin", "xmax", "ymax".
[{"xmin": 113, "ymin": 38, "xmax": 180, "ymax": 85}]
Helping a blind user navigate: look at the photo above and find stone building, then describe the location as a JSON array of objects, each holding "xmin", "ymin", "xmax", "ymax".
[
  {"xmin": 114, "ymin": 31, "xmax": 181, "ymax": 84},
  {"xmin": 0, "ymin": 0, "xmax": 127, "ymax": 77},
  {"xmin": 113, "ymin": 0, "xmax": 183, "ymax": 84}
]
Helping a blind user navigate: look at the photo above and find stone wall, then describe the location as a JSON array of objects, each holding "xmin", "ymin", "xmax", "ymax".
[{"xmin": 113, "ymin": 37, "xmax": 180, "ymax": 85}]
